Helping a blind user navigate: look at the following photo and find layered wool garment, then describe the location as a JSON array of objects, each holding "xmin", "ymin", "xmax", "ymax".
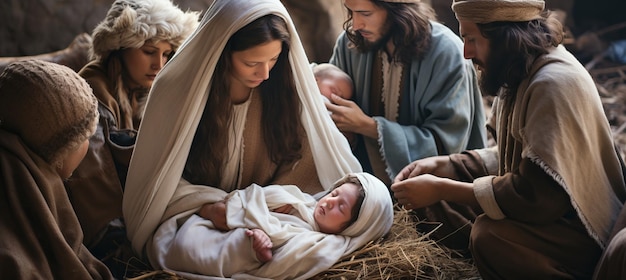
[
  {"xmin": 0, "ymin": 130, "xmax": 112, "ymax": 279},
  {"xmin": 474, "ymin": 45, "xmax": 626, "ymax": 247},
  {"xmin": 329, "ymin": 21, "xmax": 487, "ymax": 182}
]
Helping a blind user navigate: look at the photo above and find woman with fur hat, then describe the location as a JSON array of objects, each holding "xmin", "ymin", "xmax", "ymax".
[
  {"xmin": 63, "ymin": 0, "xmax": 199, "ymax": 273},
  {"xmin": 0, "ymin": 59, "xmax": 112, "ymax": 279},
  {"xmin": 85, "ymin": 0, "xmax": 199, "ymax": 129}
]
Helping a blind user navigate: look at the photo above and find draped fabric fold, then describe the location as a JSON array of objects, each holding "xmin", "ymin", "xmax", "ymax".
[
  {"xmin": 0, "ymin": 130, "xmax": 112, "ymax": 279},
  {"xmin": 123, "ymin": 0, "xmax": 362, "ymax": 258},
  {"xmin": 149, "ymin": 172, "xmax": 393, "ymax": 279}
]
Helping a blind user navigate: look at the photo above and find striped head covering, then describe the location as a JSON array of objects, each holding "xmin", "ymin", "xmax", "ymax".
[{"xmin": 452, "ymin": 0, "xmax": 545, "ymax": 24}]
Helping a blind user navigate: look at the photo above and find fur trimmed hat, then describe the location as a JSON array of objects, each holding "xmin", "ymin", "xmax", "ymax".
[
  {"xmin": 452, "ymin": 0, "xmax": 545, "ymax": 24},
  {"xmin": 0, "ymin": 60, "xmax": 98, "ymax": 165},
  {"xmin": 91, "ymin": 0, "xmax": 200, "ymax": 61}
]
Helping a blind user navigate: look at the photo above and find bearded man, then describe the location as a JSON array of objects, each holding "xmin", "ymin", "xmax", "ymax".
[
  {"xmin": 391, "ymin": 0, "xmax": 626, "ymax": 278},
  {"xmin": 328, "ymin": 0, "xmax": 488, "ymax": 253}
]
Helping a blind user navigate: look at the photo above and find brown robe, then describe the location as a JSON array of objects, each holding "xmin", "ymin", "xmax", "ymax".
[
  {"xmin": 65, "ymin": 62, "xmax": 136, "ymax": 246},
  {"xmin": 0, "ymin": 129, "xmax": 112, "ymax": 279},
  {"xmin": 79, "ymin": 61, "xmax": 145, "ymax": 130},
  {"xmin": 593, "ymin": 200, "xmax": 626, "ymax": 279},
  {"xmin": 450, "ymin": 150, "xmax": 601, "ymax": 279},
  {"xmin": 450, "ymin": 46, "xmax": 625, "ymax": 279}
]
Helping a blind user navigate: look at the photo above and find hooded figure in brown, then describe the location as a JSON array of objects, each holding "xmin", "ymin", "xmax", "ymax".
[
  {"xmin": 0, "ymin": 59, "xmax": 111, "ymax": 279},
  {"xmin": 63, "ymin": 0, "xmax": 199, "ymax": 272}
]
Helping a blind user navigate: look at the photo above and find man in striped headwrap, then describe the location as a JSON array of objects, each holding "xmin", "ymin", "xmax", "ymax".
[{"xmin": 392, "ymin": 1, "xmax": 626, "ymax": 279}]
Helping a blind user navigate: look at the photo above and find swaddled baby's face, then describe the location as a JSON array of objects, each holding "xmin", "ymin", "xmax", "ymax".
[{"xmin": 314, "ymin": 182, "xmax": 363, "ymax": 234}]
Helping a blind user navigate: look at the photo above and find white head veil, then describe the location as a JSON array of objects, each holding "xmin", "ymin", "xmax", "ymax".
[
  {"xmin": 337, "ymin": 173, "xmax": 394, "ymax": 241},
  {"xmin": 123, "ymin": 0, "xmax": 362, "ymax": 255}
]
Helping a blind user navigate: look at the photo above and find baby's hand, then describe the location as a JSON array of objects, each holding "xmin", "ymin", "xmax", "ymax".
[
  {"xmin": 246, "ymin": 228, "xmax": 273, "ymax": 263},
  {"xmin": 272, "ymin": 204, "xmax": 293, "ymax": 214},
  {"xmin": 198, "ymin": 201, "xmax": 228, "ymax": 231}
]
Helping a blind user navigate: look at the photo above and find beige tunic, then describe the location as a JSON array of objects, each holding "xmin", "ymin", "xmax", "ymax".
[
  {"xmin": 460, "ymin": 45, "xmax": 626, "ymax": 279},
  {"xmin": 65, "ymin": 63, "xmax": 136, "ymax": 246},
  {"xmin": 212, "ymin": 90, "xmax": 323, "ymax": 195}
]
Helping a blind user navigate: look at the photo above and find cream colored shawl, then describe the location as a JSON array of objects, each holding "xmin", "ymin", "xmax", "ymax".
[
  {"xmin": 150, "ymin": 172, "xmax": 393, "ymax": 279},
  {"xmin": 123, "ymin": 0, "xmax": 362, "ymax": 256},
  {"xmin": 474, "ymin": 45, "xmax": 626, "ymax": 247}
]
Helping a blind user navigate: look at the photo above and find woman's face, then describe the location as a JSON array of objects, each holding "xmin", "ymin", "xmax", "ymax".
[
  {"xmin": 230, "ymin": 39, "xmax": 282, "ymax": 90},
  {"xmin": 122, "ymin": 41, "xmax": 173, "ymax": 89},
  {"xmin": 314, "ymin": 182, "xmax": 360, "ymax": 234}
]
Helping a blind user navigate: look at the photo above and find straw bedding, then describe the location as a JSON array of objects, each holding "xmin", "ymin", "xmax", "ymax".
[
  {"xmin": 118, "ymin": 205, "xmax": 479, "ymax": 280},
  {"xmin": 310, "ymin": 206, "xmax": 479, "ymax": 280}
]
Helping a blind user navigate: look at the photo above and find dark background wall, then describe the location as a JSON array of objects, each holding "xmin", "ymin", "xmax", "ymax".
[
  {"xmin": 0, "ymin": 0, "xmax": 624, "ymax": 63},
  {"xmin": 0, "ymin": 0, "xmax": 346, "ymax": 63}
]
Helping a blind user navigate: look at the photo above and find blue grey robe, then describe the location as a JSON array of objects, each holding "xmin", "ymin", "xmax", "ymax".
[{"xmin": 330, "ymin": 21, "xmax": 487, "ymax": 181}]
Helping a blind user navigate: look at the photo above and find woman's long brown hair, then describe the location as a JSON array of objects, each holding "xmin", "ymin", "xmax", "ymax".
[{"xmin": 183, "ymin": 15, "xmax": 303, "ymax": 186}]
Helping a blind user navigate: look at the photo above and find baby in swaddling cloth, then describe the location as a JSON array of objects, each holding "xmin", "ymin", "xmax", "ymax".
[
  {"xmin": 204, "ymin": 172, "xmax": 366, "ymax": 262},
  {"xmin": 159, "ymin": 172, "xmax": 394, "ymax": 280}
]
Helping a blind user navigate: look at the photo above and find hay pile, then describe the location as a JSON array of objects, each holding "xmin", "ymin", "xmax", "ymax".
[
  {"xmin": 118, "ymin": 206, "xmax": 479, "ymax": 280},
  {"xmin": 311, "ymin": 206, "xmax": 479, "ymax": 280},
  {"xmin": 592, "ymin": 64, "xmax": 626, "ymax": 160},
  {"xmin": 570, "ymin": 21, "xmax": 626, "ymax": 158}
]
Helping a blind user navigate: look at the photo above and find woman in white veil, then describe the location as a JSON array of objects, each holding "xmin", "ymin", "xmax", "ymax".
[{"xmin": 123, "ymin": 0, "xmax": 363, "ymax": 276}]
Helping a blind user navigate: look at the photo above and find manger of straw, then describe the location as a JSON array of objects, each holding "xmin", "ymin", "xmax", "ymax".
[
  {"xmin": 120, "ymin": 205, "xmax": 479, "ymax": 279},
  {"xmin": 310, "ymin": 205, "xmax": 479, "ymax": 280}
]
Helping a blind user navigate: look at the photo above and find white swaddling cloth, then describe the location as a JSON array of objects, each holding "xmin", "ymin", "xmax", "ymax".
[{"xmin": 151, "ymin": 172, "xmax": 393, "ymax": 280}]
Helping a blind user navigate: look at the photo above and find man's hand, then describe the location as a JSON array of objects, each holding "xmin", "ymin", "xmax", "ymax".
[
  {"xmin": 391, "ymin": 173, "xmax": 478, "ymax": 210},
  {"xmin": 326, "ymin": 94, "xmax": 378, "ymax": 139},
  {"xmin": 391, "ymin": 174, "xmax": 445, "ymax": 209},
  {"xmin": 394, "ymin": 155, "xmax": 458, "ymax": 183}
]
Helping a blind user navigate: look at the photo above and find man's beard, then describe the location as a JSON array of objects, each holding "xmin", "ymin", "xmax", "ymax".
[
  {"xmin": 359, "ymin": 23, "xmax": 392, "ymax": 53},
  {"xmin": 477, "ymin": 54, "xmax": 504, "ymax": 97}
]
